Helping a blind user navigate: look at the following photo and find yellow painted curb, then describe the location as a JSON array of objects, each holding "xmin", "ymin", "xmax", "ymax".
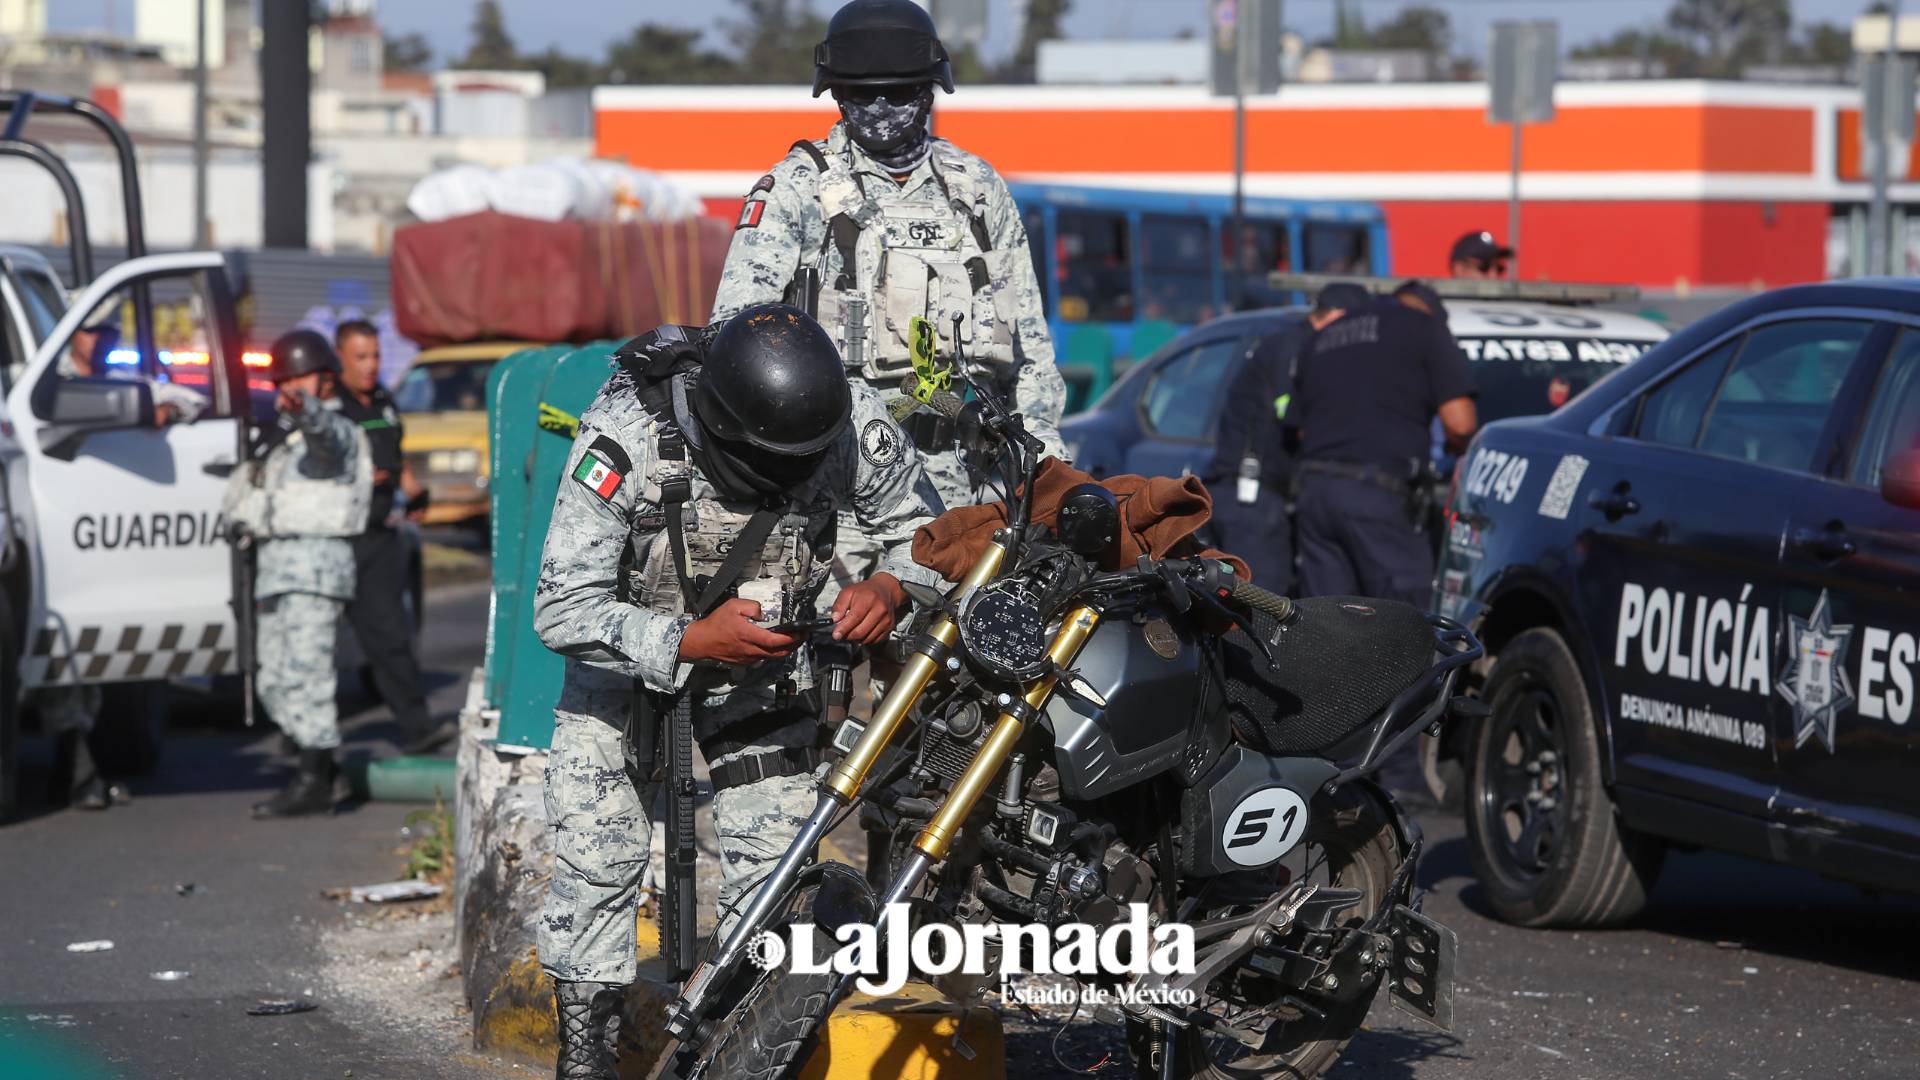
[{"xmin": 801, "ymin": 983, "xmax": 1007, "ymax": 1080}]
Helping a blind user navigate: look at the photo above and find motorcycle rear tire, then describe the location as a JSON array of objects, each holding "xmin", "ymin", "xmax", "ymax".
[{"xmin": 1132, "ymin": 782, "xmax": 1406, "ymax": 1080}]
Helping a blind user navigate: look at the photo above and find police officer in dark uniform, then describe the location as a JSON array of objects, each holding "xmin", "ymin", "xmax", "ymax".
[
  {"xmin": 1202, "ymin": 283, "xmax": 1369, "ymax": 593},
  {"xmin": 334, "ymin": 320, "xmax": 451, "ymax": 753},
  {"xmin": 1290, "ymin": 290, "xmax": 1476, "ymax": 607}
]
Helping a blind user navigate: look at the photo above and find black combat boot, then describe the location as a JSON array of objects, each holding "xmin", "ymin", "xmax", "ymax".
[
  {"xmin": 553, "ymin": 980, "xmax": 623, "ymax": 1080},
  {"xmin": 251, "ymin": 749, "xmax": 337, "ymax": 818},
  {"xmin": 49, "ymin": 730, "xmax": 111, "ymax": 810}
]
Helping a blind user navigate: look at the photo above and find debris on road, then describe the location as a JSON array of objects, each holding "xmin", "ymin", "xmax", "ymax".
[
  {"xmin": 150, "ymin": 971, "xmax": 191, "ymax": 981},
  {"xmin": 65, "ymin": 940, "xmax": 114, "ymax": 953},
  {"xmin": 323, "ymin": 880, "xmax": 447, "ymax": 904},
  {"xmin": 246, "ymin": 999, "xmax": 319, "ymax": 1017},
  {"xmin": 176, "ymin": 883, "xmax": 206, "ymax": 897}
]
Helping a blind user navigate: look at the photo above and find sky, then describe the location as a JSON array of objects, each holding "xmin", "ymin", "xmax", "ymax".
[{"xmin": 48, "ymin": 0, "xmax": 1902, "ymax": 67}]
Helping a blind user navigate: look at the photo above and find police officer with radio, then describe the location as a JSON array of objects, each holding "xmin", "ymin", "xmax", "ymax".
[
  {"xmin": 1290, "ymin": 291, "xmax": 1477, "ymax": 607},
  {"xmin": 531, "ymin": 305, "xmax": 942, "ymax": 1080},
  {"xmin": 224, "ymin": 331, "xmax": 372, "ymax": 818},
  {"xmin": 711, "ymin": 0, "xmax": 1066, "ymax": 590},
  {"xmin": 1202, "ymin": 283, "xmax": 1369, "ymax": 593}
]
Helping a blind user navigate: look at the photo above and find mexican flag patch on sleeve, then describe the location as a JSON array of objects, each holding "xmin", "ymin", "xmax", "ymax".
[{"xmin": 572, "ymin": 453, "xmax": 623, "ymax": 500}]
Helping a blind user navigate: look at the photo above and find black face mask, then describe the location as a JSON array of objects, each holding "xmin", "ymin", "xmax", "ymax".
[
  {"xmin": 835, "ymin": 83, "xmax": 934, "ymax": 171},
  {"xmin": 689, "ymin": 434, "xmax": 828, "ymax": 503}
]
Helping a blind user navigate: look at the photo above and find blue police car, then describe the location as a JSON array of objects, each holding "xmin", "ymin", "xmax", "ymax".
[{"xmin": 1435, "ymin": 281, "xmax": 1920, "ymax": 927}]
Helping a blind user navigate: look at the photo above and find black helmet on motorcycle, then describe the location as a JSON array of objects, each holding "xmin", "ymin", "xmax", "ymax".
[
  {"xmin": 812, "ymin": 0, "xmax": 955, "ymax": 97},
  {"xmin": 695, "ymin": 304, "xmax": 852, "ymax": 459},
  {"xmin": 268, "ymin": 329, "xmax": 341, "ymax": 383}
]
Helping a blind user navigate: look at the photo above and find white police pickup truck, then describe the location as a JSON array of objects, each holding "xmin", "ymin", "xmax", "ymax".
[{"xmin": 0, "ymin": 93, "xmax": 254, "ymax": 815}]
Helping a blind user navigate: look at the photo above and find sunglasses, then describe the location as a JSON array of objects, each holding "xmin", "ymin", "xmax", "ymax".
[
  {"xmin": 1476, "ymin": 258, "xmax": 1510, "ymax": 274},
  {"xmin": 834, "ymin": 83, "xmax": 928, "ymax": 106}
]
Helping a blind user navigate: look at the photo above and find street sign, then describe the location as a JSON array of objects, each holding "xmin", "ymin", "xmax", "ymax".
[
  {"xmin": 1209, "ymin": 0, "xmax": 1282, "ymax": 97},
  {"xmin": 929, "ymin": 0, "xmax": 988, "ymax": 47},
  {"xmin": 1488, "ymin": 21, "xmax": 1557, "ymax": 125}
]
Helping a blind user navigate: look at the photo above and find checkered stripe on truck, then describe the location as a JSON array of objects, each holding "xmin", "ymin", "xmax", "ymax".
[{"xmin": 25, "ymin": 622, "xmax": 236, "ymax": 684}]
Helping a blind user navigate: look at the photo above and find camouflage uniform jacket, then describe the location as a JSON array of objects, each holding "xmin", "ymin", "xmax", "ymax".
[
  {"xmin": 533, "ymin": 366, "xmax": 945, "ymax": 729},
  {"xmin": 226, "ymin": 394, "xmax": 369, "ymax": 601},
  {"xmin": 710, "ymin": 122, "xmax": 1067, "ymax": 464}
]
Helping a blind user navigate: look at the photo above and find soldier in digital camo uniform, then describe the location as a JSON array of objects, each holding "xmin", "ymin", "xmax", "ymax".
[
  {"xmin": 711, "ymin": 0, "xmax": 1068, "ymax": 590},
  {"xmin": 222, "ymin": 330, "xmax": 372, "ymax": 820},
  {"xmin": 531, "ymin": 305, "xmax": 942, "ymax": 1080}
]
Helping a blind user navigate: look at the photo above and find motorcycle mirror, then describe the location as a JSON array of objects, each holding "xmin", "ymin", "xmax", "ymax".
[
  {"xmin": 899, "ymin": 580, "xmax": 947, "ymax": 610},
  {"xmin": 1056, "ymin": 483, "xmax": 1120, "ymax": 562}
]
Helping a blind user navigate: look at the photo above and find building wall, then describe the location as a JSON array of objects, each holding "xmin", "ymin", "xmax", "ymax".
[{"xmin": 594, "ymin": 81, "xmax": 1902, "ymax": 290}]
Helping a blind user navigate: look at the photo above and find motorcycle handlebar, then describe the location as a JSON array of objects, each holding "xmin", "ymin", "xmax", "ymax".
[{"xmin": 1227, "ymin": 579, "xmax": 1295, "ymax": 622}]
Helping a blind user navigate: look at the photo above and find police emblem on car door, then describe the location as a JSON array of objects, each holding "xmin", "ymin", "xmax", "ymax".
[{"xmin": 1776, "ymin": 590, "xmax": 1854, "ymax": 754}]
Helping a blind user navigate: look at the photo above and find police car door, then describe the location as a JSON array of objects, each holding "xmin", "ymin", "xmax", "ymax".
[
  {"xmin": 1124, "ymin": 331, "xmax": 1251, "ymax": 479},
  {"xmin": 1579, "ymin": 318, "xmax": 1883, "ymax": 819},
  {"xmin": 1772, "ymin": 322, "xmax": 1920, "ymax": 860},
  {"xmin": 8, "ymin": 253, "xmax": 249, "ymax": 690}
]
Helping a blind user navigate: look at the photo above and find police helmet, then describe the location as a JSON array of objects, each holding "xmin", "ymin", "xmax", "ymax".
[
  {"xmin": 695, "ymin": 305, "xmax": 852, "ymax": 457},
  {"xmin": 268, "ymin": 329, "xmax": 341, "ymax": 383},
  {"xmin": 813, "ymin": 0, "xmax": 955, "ymax": 97}
]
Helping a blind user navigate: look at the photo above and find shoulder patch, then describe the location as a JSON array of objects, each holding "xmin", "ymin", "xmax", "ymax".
[
  {"xmin": 860, "ymin": 417, "xmax": 903, "ymax": 468},
  {"xmin": 750, "ymin": 173, "xmax": 775, "ymax": 196},
  {"xmin": 571, "ymin": 433, "xmax": 632, "ymax": 501},
  {"xmin": 737, "ymin": 200, "xmax": 766, "ymax": 230}
]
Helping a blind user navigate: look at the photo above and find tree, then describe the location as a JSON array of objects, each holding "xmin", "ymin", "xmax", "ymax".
[
  {"xmin": 520, "ymin": 46, "xmax": 603, "ymax": 87},
  {"xmin": 460, "ymin": 0, "xmax": 518, "ymax": 69},
  {"xmin": 1369, "ymin": 5, "xmax": 1451, "ymax": 56},
  {"xmin": 1664, "ymin": 0, "xmax": 1791, "ymax": 76},
  {"xmin": 1003, "ymin": 0, "xmax": 1071, "ymax": 83},
  {"xmin": 604, "ymin": 24, "xmax": 737, "ymax": 84},
  {"xmin": 1796, "ymin": 21, "xmax": 1854, "ymax": 67},
  {"xmin": 724, "ymin": 0, "xmax": 831, "ymax": 84},
  {"xmin": 1569, "ymin": 26, "xmax": 1698, "ymax": 74},
  {"xmin": 383, "ymin": 31, "xmax": 432, "ymax": 73}
]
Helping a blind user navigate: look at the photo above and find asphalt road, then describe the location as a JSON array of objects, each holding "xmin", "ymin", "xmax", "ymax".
[
  {"xmin": 0, "ymin": 582, "xmax": 503, "ymax": 1080},
  {"xmin": 3, "ymin": 578, "xmax": 1916, "ymax": 1080}
]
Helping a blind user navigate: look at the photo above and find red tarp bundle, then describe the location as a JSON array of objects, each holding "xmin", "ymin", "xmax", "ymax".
[{"xmin": 391, "ymin": 210, "xmax": 735, "ymax": 347}]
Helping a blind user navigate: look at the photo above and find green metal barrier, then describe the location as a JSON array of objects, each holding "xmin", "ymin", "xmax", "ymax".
[
  {"xmin": 484, "ymin": 345, "xmax": 573, "ymax": 712},
  {"xmin": 491, "ymin": 341, "xmax": 625, "ymax": 751}
]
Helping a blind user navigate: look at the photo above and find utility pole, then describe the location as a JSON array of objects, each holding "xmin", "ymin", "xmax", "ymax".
[
  {"xmin": 1870, "ymin": 0, "xmax": 1904, "ymax": 277},
  {"xmin": 261, "ymin": 0, "xmax": 310, "ymax": 249},
  {"xmin": 192, "ymin": 0, "xmax": 209, "ymax": 248}
]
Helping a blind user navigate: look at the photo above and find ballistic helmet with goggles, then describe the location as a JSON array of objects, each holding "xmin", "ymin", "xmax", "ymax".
[
  {"xmin": 813, "ymin": 0, "xmax": 954, "ymax": 97},
  {"xmin": 268, "ymin": 329, "xmax": 341, "ymax": 384}
]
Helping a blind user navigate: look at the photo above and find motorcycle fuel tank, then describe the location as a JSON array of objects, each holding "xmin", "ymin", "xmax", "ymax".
[{"xmin": 1044, "ymin": 612, "xmax": 1205, "ymax": 800}]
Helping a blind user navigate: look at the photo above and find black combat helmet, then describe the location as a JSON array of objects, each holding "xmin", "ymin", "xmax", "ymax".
[
  {"xmin": 695, "ymin": 304, "xmax": 852, "ymax": 459},
  {"xmin": 268, "ymin": 329, "xmax": 341, "ymax": 383},
  {"xmin": 813, "ymin": 0, "xmax": 954, "ymax": 97}
]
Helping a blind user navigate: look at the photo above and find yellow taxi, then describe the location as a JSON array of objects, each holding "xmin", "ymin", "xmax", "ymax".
[{"xmin": 395, "ymin": 341, "xmax": 537, "ymax": 527}]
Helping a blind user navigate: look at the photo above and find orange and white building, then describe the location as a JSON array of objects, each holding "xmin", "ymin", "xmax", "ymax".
[{"xmin": 594, "ymin": 80, "xmax": 1918, "ymax": 291}]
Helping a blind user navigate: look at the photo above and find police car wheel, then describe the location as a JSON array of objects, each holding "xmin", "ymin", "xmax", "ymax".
[{"xmin": 1464, "ymin": 628, "xmax": 1664, "ymax": 928}]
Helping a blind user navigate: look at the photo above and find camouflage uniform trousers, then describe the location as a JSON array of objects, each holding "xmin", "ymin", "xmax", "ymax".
[
  {"xmin": 37, "ymin": 684, "xmax": 103, "ymax": 735},
  {"xmin": 539, "ymin": 714, "xmax": 816, "ymax": 985},
  {"xmin": 256, "ymin": 592, "xmax": 345, "ymax": 751}
]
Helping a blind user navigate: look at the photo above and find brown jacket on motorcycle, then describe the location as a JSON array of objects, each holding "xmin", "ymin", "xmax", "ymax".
[{"xmin": 911, "ymin": 457, "xmax": 1253, "ymax": 581}]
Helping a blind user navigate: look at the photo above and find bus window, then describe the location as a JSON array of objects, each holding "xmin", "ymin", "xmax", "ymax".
[
  {"xmin": 1022, "ymin": 206, "xmax": 1049, "ymax": 316},
  {"xmin": 1303, "ymin": 223, "xmax": 1370, "ymax": 273},
  {"xmin": 1056, "ymin": 210, "xmax": 1133, "ymax": 323},
  {"xmin": 1140, "ymin": 215, "xmax": 1213, "ymax": 323},
  {"xmin": 1232, "ymin": 222, "xmax": 1294, "ymax": 308}
]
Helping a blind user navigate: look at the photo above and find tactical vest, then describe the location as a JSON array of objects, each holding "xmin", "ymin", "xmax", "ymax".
[
  {"xmin": 224, "ymin": 414, "xmax": 372, "ymax": 540},
  {"xmin": 610, "ymin": 336, "xmax": 836, "ymax": 637},
  {"xmin": 791, "ymin": 139, "xmax": 1021, "ymax": 384}
]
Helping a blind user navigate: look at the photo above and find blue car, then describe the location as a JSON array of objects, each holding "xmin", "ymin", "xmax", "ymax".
[{"xmin": 1435, "ymin": 281, "xmax": 1920, "ymax": 928}]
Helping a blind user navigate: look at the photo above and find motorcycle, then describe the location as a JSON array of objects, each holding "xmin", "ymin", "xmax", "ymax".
[{"xmin": 657, "ymin": 369, "xmax": 1481, "ymax": 1080}]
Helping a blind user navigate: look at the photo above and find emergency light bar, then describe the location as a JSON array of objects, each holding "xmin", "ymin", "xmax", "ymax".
[
  {"xmin": 106, "ymin": 348, "xmax": 273, "ymax": 367},
  {"xmin": 1266, "ymin": 273, "xmax": 1640, "ymax": 306}
]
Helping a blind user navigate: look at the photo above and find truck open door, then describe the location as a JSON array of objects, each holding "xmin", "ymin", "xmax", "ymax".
[{"xmin": 7, "ymin": 251, "xmax": 255, "ymax": 692}]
